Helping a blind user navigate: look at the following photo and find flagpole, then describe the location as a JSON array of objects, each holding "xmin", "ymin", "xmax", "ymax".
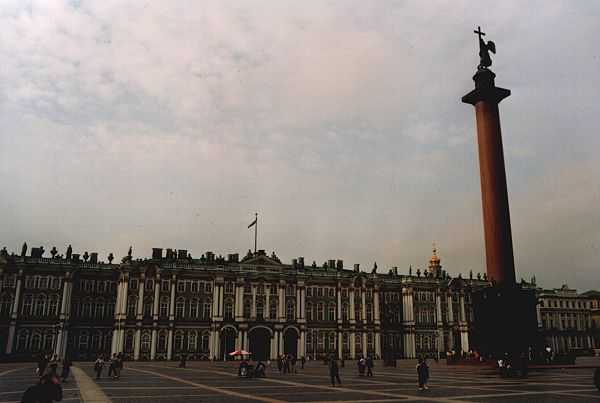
[{"xmin": 254, "ymin": 212, "xmax": 258, "ymax": 254}]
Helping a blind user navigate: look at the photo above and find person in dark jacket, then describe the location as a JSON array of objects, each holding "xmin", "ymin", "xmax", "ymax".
[
  {"xmin": 21, "ymin": 374, "xmax": 63, "ymax": 403},
  {"xmin": 300, "ymin": 356, "xmax": 306, "ymax": 369},
  {"xmin": 328, "ymin": 354, "xmax": 342, "ymax": 387},
  {"xmin": 60, "ymin": 357, "xmax": 71, "ymax": 383},
  {"xmin": 366, "ymin": 355, "xmax": 374, "ymax": 377},
  {"xmin": 37, "ymin": 354, "xmax": 49, "ymax": 377},
  {"xmin": 93, "ymin": 356, "xmax": 104, "ymax": 379},
  {"xmin": 416, "ymin": 358, "xmax": 429, "ymax": 390}
]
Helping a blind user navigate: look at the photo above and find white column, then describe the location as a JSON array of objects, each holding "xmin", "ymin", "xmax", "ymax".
[
  {"xmin": 278, "ymin": 331, "xmax": 283, "ymax": 355},
  {"xmin": 361, "ymin": 289, "xmax": 367, "ymax": 322},
  {"xmin": 337, "ymin": 332, "xmax": 343, "ymax": 359},
  {"xmin": 350, "ymin": 332, "xmax": 356, "ymax": 358},
  {"xmin": 270, "ymin": 333, "xmax": 277, "ymax": 359},
  {"xmin": 218, "ymin": 285, "xmax": 223, "ymax": 317},
  {"xmin": 214, "ymin": 329, "xmax": 220, "ymax": 358},
  {"xmin": 235, "ymin": 285, "xmax": 242, "ymax": 320},
  {"xmin": 362, "ymin": 332, "xmax": 367, "ymax": 355},
  {"xmin": 6, "ymin": 274, "xmax": 23, "ymax": 354},
  {"xmin": 153, "ymin": 277, "xmax": 160, "ymax": 319},
  {"xmin": 278, "ymin": 285, "xmax": 285, "ymax": 322},
  {"xmin": 337, "ymin": 287, "xmax": 342, "ymax": 324},
  {"xmin": 251, "ymin": 285, "xmax": 257, "ymax": 319},
  {"xmin": 167, "ymin": 329, "xmax": 173, "ymax": 360},
  {"xmin": 266, "ymin": 292, "xmax": 271, "ymax": 320},
  {"xmin": 300, "ymin": 287, "xmax": 305, "ymax": 320},
  {"xmin": 235, "ymin": 331, "xmax": 241, "ymax": 350},
  {"xmin": 349, "ymin": 289, "xmax": 355, "ymax": 323},
  {"xmin": 212, "ymin": 281, "xmax": 219, "ymax": 320},
  {"xmin": 134, "ymin": 329, "xmax": 141, "ymax": 360},
  {"xmin": 169, "ymin": 277, "xmax": 176, "ymax": 319},
  {"xmin": 447, "ymin": 294, "xmax": 454, "ymax": 325},
  {"xmin": 243, "ymin": 331, "xmax": 249, "ymax": 351},
  {"xmin": 374, "ymin": 288, "xmax": 380, "ymax": 323},
  {"xmin": 150, "ymin": 329, "xmax": 157, "ymax": 360},
  {"xmin": 300, "ymin": 331, "xmax": 305, "ymax": 358},
  {"xmin": 137, "ymin": 275, "xmax": 145, "ymax": 318},
  {"xmin": 375, "ymin": 332, "xmax": 381, "ymax": 358}
]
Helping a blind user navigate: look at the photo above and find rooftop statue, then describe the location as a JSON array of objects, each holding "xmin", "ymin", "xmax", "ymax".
[{"xmin": 474, "ymin": 26, "xmax": 496, "ymax": 70}]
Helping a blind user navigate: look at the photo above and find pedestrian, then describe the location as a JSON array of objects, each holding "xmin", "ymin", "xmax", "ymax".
[
  {"xmin": 416, "ymin": 357, "xmax": 429, "ymax": 391},
  {"xmin": 291, "ymin": 355, "xmax": 297, "ymax": 374},
  {"xmin": 357, "ymin": 356, "xmax": 365, "ymax": 376},
  {"xmin": 277, "ymin": 355, "xmax": 283, "ymax": 373},
  {"xmin": 117, "ymin": 353, "xmax": 124, "ymax": 377},
  {"xmin": 300, "ymin": 356, "xmax": 306, "ymax": 369},
  {"xmin": 37, "ymin": 354, "xmax": 49, "ymax": 377},
  {"xmin": 178, "ymin": 354, "xmax": 187, "ymax": 368},
  {"xmin": 60, "ymin": 356, "xmax": 72, "ymax": 383},
  {"xmin": 113, "ymin": 354, "xmax": 122, "ymax": 380},
  {"xmin": 21, "ymin": 373, "xmax": 63, "ymax": 403},
  {"xmin": 107, "ymin": 354, "xmax": 117, "ymax": 378},
  {"xmin": 48, "ymin": 355, "xmax": 59, "ymax": 376},
  {"xmin": 366, "ymin": 355, "xmax": 374, "ymax": 377},
  {"xmin": 328, "ymin": 354, "xmax": 341, "ymax": 387},
  {"xmin": 94, "ymin": 355, "xmax": 104, "ymax": 379}
]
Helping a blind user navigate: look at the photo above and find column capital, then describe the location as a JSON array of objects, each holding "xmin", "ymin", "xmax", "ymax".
[{"xmin": 462, "ymin": 69, "xmax": 511, "ymax": 105}]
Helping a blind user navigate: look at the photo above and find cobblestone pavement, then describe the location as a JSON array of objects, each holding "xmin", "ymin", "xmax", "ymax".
[{"xmin": 2, "ymin": 359, "xmax": 600, "ymax": 403}]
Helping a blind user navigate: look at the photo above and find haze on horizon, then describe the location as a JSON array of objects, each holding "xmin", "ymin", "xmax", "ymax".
[{"xmin": 1, "ymin": 1, "xmax": 599, "ymax": 291}]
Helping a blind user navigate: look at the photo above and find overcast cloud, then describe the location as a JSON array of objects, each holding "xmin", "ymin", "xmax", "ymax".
[{"xmin": 1, "ymin": 0, "xmax": 599, "ymax": 291}]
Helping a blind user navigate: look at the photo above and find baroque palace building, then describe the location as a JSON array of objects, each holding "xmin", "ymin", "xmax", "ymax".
[{"xmin": 0, "ymin": 245, "xmax": 595, "ymax": 361}]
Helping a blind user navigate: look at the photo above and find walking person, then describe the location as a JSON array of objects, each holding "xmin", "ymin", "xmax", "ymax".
[
  {"xmin": 36, "ymin": 354, "xmax": 48, "ymax": 377},
  {"xmin": 277, "ymin": 355, "xmax": 283, "ymax": 373},
  {"xmin": 178, "ymin": 354, "xmax": 187, "ymax": 368},
  {"xmin": 357, "ymin": 356, "xmax": 365, "ymax": 376},
  {"xmin": 60, "ymin": 356, "xmax": 72, "ymax": 383},
  {"xmin": 366, "ymin": 355, "xmax": 374, "ymax": 377},
  {"xmin": 107, "ymin": 354, "xmax": 116, "ymax": 379},
  {"xmin": 416, "ymin": 357, "xmax": 429, "ymax": 391},
  {"xmin": 21, "ymin": 373, "xmax": 63, "ymax": 403},
  {"xmin": 328, "ymin": 354, "xmax": 342, "ymax": 387},
  {"xmin": 94, "ymin": 355, "xmax": 104, "ymax": 379},
  {"xmin": 300, "ymin": 356, "xmax": 306, "ymax": 369},
  {"xmin": 48, "ymin": 355, "xmax": 59, "ymax": 376}
]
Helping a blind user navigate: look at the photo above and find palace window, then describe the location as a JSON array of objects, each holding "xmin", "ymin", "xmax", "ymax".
[
  {"xmin": 306, "ymin": 287, "xmax": 312, "ymax": 297},
  {"xmin": 177, "ymin": 281, "xmax": 185, "ymax": 293},
  {"xmin": 161, "ymin": 280, "xmax": 170, "ymax": 292},
  {"xmin": 191, "ymin": 281, "xmax": 198, "ymax": 293},
  {"xmin": 189, "ymin": 299, "xmax": 199, "ymax": 318},
  {"xmin": 174, "ymin": 331, "xmax": 184, "ymax": 351},
  {"xmin": 286, "ymin": 301, "xmax": 295, "ymax": 321},
  {"xmin": 355, "ymin": 333, "xmax": 362, "ymax": 353},
  {"xmin": 366, "ymin": 303, "xmax": 372, "ymax": 322},
  {"xmin": 158, "ymin": 332, "xmax": 167, "ymax": 352},
  {"xmin": 225, "ymin": 282, "xmax": 234, "ymax": 294},
  {"xmin": 129, "ymin": 279, "xmax": 138, "ymax": 290},
  {"xmin": 306, "ymin": 332, "xmax": 313, "ymax": 353},
  {"xmin": 203, "ymin": 301, "xmax": 211, "ymax": 319},
  {"xmin": 317, "ymin": 288, "xmax": 323, "ymax": 297},
  {"xmin": 244, "ymin": 284, "xmax": 252, "ymax": 294},
  {"xmin": 176, "ymin": 298, "xmax": 185, "ymax": 318},
  {"xmin": 257, "ymin": 301, "xmax": 264, "ymax": 320},
  {"xmin": 367, "ymin": 333, "xmax": 374, "ymax": 352},
  {"xmin": 145, "ymin": 280, "xmax": 154, "ymax": 290},
  {"xmin": 160, "ymin": 297, "xmax": 169, "ymax": 317},
  {"xmin": 243, "ymin": 299, "xmax": 251, "ymax": 318},
  {"xmin": 270, "ymin": 299, "xmax": 277, "ymax": 319},
  {"xmin": 141, "ymin": 332, "xmax": 151, "ymax": 352},
  {"xmin": 328, "ymin": 288, "xmax": 335, "ymax": 297},
  {"xmin": 205, "ymin": 282, "xmax": 212, "ymax": 294},
  {"xmin": 51, "ymin": 278, "xmax": 60, "ymax": 290},
  {"xmin": 306, "ymin": 302, "xmax": 313, "ymax": 321},
  {"xmin": 201, "ymin": 333, "xmax": 209, "ymax": 352},
  {"xmin": 317, "ymin": 303, "xmax": 324, "ymax": 321},
  {"xmin": 125, "ymin": 332, "xmax": 134, "ymax": 352},
  {"xmin": 286, "ymin": 285, "xmax": 294, "ymax": 296},
  {"xmin": 224, "ymin": 300, "xmax": 233, "ymax": 320},
  {"xmin": 328, "ymin": 303, "xmax": 336, "ymax": 321},
  {"xmin": 257, "ymin": 284, "xmax": 265, "ymax": 296},
  {"xmin": 0, "ymin": 294, "xmax": 13, "ymax": 317},
  {"xmin": 143, "ymin": 298, "xmax": 153, "ymax": 317},
  {"xmin": 188, "ymin": 332, "xmax": 197, "ymax": 352},
  {"xmin": 343, "ymin": 333, "xmax": 350, "ymax": 352},
  {"xmin": 34, "ymin": 295, "xmax": 47, "ymax": 316},
  {"xmin": 328, "ymin": 332, "xmax": 336, "ymax": 352},
  {"xmin": 78, "ymin": 332, "xmax": 88, "ymax": 350},
  {"xmin": 128, "ymin": 297, "xmax": 137, "ymax": 317},
  {"xmin": 342, "ymin": 303, "xmax": 349, "ymax": 322},
  {"xmin": 95, "ymin": 300, "xmax": 104, "ymax": 318}
]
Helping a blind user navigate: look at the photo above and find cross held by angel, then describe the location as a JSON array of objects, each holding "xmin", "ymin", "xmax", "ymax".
[{"xmin": 475, "ymin": 26, "xmax": 496, "ymax": 70}]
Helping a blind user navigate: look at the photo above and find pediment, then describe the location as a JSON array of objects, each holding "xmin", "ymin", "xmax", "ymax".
[{"xmin": 240, "ymin": 255, "xmax": 283, "ymax": 267}]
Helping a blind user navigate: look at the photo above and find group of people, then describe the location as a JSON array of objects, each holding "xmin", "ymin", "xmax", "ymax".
[
  {"xmin": 35, "ymin": 354, "xmax": 72, "ymax": 383},
  {"xmin": 276, "ymin": 354, "xmax": 299, "ymax": 374},
  {"xmin": 238, "ymin": 359, "xmax": 266, "ymax": 378},
  {"xmin": 356, "ymin": 355, "xmax": 374, "ymax": 377},
  {"xmin": 93, "ymin": 353, "xmax": 124, "ymax": 380}
]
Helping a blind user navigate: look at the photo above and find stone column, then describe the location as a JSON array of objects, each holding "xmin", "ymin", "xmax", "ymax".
[
  {"xmin": 153, "ymin": 276, "xmax": 160, "ymax": 320},
  {"xmin": 169, "ymin": 276, "xmax": 176, "ymax": 320},
  {"xmin": 462, "ymin": 68, "xmax": 515, "ymax": 285},
  {"xmin": 56, "ymin": 275, "xmax": 73, "ymax": 358},
  {"xmin": 134, "ymin": 330, "xmax": 141, "ymax": 360},
  {"xmin": 235, "ymin": 283, "xmax": 243, "ymax": 321},
  {"xmin": 150, "ymin": 329, "xmax": 157, "ymax": 360},
  {"xmin": 362, "ymin": 332, "xmax": 367, "ymax": 356},
  {"xmin": 350, "ymin": 332, "xmax": 355, "ymax": 359},
  {"xmin": 299, "ymin": 285, "xmax": 305, "ymax": 321},
  {"xmin": 137, "ymin": 274, "xmax": 145, "ymax": 319},
  {"xmin": 299, "ymin": 330, "xmax": 306, "ymax": 357},
  {"xmin": 337, "ymin": 284, "xmax": 342, "ymax": 324},
  {"xmin": 337, "ymin": 332, "xmax": 343, "ymax": 359},
  {"xmin": 361, "ymin": 289, "xmax": 367, "ymax": 323},
  {"xmin": 6, "ymin": 272, "xmax": 23, "ymax": 354},
  {"xmin": 278, "ymin": 284, "xmax": 285, "ymax": 322},
  {"xmin": 251, "ymin": 285, "xmax": 257, "ymax": 320},
  {"xmin": 266, "ymin": 291, "xmax": 271, "ymax": 320},
  {"xmin": 374, "ymin": 332, "xmax": 381, "ymax": 358},
  {"xmin": 167, "ymin": 329, "xmax": 173, "ymax": 360},
  {"xmin": 349, "ymin": 289, "xmax": 355, "ymax": 323},
  {"xmin": 374, "ymin": 288, "xmax": 380, "ymax": 324},
  {"xmin": 459, "ymin": 293, "xmax": 469, "ymax": 353}
]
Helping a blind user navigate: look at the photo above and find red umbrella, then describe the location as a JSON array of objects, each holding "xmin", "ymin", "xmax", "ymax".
[{"xmin": 228, "ymin": 350, "xmax": 251, "ymax": 356}]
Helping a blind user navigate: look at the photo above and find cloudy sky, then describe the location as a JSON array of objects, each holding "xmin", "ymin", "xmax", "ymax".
[{"xmin": 1, "ymin": 0, "xmax": 599, "ymax": 290}]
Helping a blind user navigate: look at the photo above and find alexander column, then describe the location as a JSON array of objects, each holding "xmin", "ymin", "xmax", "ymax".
[{"xmin": 462, "ymin": 27, "xmax": 538, "ymax": 358}]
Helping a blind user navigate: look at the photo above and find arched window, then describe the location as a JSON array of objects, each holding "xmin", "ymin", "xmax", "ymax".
[
  {"xmin": 127, "ymin": 296, "xmax": 138, "ymax": 318},
  {"xmin": 82, "ymin": 299, "xmax": 92, "ymax": 318},
  {"xmin": 159, "ymin": 297, "xmax": 169, "ymax": 317},
  {"xmin": 328, "ymin": 332, "xmax": 336, "ymax": 352},
  {"xmin": 367, "ymin": 333, "xmax": 374, "ymax": 352},
  {"xmin": 366, "ymin": 303, "xmax": 372, "ymax": 322},
  {"xmin": 141, "ymin": 332, "xmax": 151, "ymax": 352},
  {"xmin": 23, "ymin": 295, "xmax": 33, "ymax": 316},
  {"xmin": 34, "ymin": 294, "xmax": 47, "ymax": 316},
  {"xmin": 91, "ymin": 331, "xmax": 101, "ymax": 350},
  {"xmin": 225, "ymin": 282, "xmax": 234, "ymax": 294},
  {"xmin": 17, "ymin": 330, "xmax": 29, "ymax": 351},
  {"xmin": 269, "ymin": 299, "xmax": 277, "ymax": 319},
  {"xmin": 0, "ymin": 294, "xmax": 13, "ymax": 317},
  {"xmin": 256, "ymin": 301, "xmax": 264, "ymax": 320},
  {"xmin": 43, "ymin": 331, "xmax": 54, "ymax": 351},
  {"xmin": 78, "ymin": 331, "xmax": 89, "ymax": 350},
  {"xmin": 176, "ymin": 298, "xmax": 185, "ymax": 319},
  {"xmin": 30, "ymin": 333, "xmax": 42, "ymax": 351},
  {"xmin": 306, "ymin": 302, "xmax": 313, "ymax": 321},
  {"xmin": 201, "ymin": 332, "xmax": 210, "ymax": 352},
  {"xmin": 306, "ymin": 332, "xmax": 313, "ymax": 353},
  {"xmin": 328, "ymin": 303, "xmax": 336, "ymax": 321},
  {"xmin": 342, "ymin": 303, "xmax": 349, "ymax": 322},
  {"xmin": 317, "ymin": 303, "xmax": 324, "ymax": 321},
  {"xmin": 143, "ymin": 297, "xmax": 153, "ymax": 318},
  {"xmin": 95, "ymin": 299, "xmax": 105, "ymax": 319},
  {"xmin": 174, "ymin": 331, "xmax": 184, "ymax": 352},
  {"xmin": 224, "ymin": 299, "xmax": 233, "ymax": 320},
  {"xmin": 243, "ymin": 298, "xmax": 251, "ymax": 318},
  {"xmin": 189, "ymin": 299, "xmax": 199, "ymax": 318},
  {"xmin": 343, "ymin": 333, "xmax": 350, "ymax": 352},
  {"xmin": 158, "ymin": 331, "xmax": 167, "ymax": 352},
  {"xmin": 125, "ymin": 332, "xmax": 134, "ymax": 352},
  {"xmin": 188, "ymin": 331, "xmax": 197, "ymax": 352},
  {"xmin": 286, "ymin": 301, "xmax": 295, "ymax": 321},
  {"xmin": 355, "ymin": 333, "xmax": 362, "ymax": 353},
  {"xmin": 203, "ymin": 300, "xmax": 211, "ymax": 319}
]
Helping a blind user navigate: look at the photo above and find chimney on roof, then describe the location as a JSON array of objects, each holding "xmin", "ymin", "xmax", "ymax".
[
  {"xmin": 298, "ymin": 257, "xmax": 304, "ymax": 269},
  {"xmin": 152, "ymin": 248, "xmax": 163, "ymax": 259}
]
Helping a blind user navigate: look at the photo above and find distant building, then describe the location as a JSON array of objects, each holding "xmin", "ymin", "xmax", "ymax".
[
  {"xmin": 538, "ymin": 285, "xmax": 595, "ymax": 353},
  {"xmin": 0, "ymin": 245, "xmax": 596, "ymax": 361},
  {"xmin": 580, "ymin": 290, "xmax": 600, "ymax": 350}
]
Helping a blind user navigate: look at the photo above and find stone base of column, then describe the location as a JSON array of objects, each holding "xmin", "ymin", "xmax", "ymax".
[{"xmin": 471, "ymin": 285, "xmax": 539, "ymax": 358}]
